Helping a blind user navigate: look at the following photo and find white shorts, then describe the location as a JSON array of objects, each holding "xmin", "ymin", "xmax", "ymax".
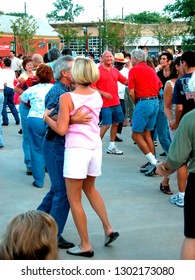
[{"xmin": 63, "ymin": 147, "xmax": 102, "ymax": 179}]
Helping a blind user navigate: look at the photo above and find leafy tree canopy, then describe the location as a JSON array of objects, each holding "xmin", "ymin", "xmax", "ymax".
[
  {"xmin": 163, "ymin": 0, "xmax": 195, "ymax": 19},
  {"xmin": 46, "ymin": 0, "xmax": 84, "ymax": 22},
  {"xmin": 5, "ymin": 12, "xmax": 27, "ymax": 17},
  {"xmin": 124, "ymin": 11, "xmax": 171, "ymax": 24},
  {"xmin": 164, "ymin": 0, "xmax": 195, "ymax": 50},
  {"xmin": 10, "ymin": 15, "xmax": 38, "ymax": 56}
]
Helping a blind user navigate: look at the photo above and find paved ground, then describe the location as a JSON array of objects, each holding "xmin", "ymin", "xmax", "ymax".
[{"xmin": 0, "ymin": 114, "xmax": 184, "ymax": 260}]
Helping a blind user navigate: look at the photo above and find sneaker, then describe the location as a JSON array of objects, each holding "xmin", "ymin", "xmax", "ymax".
[
  {"xmin": 153, "ymin": 141, "xmax": 158, "ymax": 147},
  {"xmin": 26, "ymin": 168, "xmax": 32, "ymax": 176},
  {"xmin": 144, "ymin": 164, "xmax": 156, "ymax": 176},
  {"xmin": 169, "ymin": 193, "xmax": 184, "ymax": 207},
  {"xmin": 107, "ymin": 146, "xmax": 123, "ymax": 155},
  {"xmin": 140, "ymin": 162, "xmax": 151, "ymax": 173}
]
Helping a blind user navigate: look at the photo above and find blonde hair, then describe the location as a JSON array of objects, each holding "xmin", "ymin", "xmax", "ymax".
[
  {"xmin": 72, "ymin": 56, "xmax": 99, "ymax": 85},
  {"xmin": 0, "ymin": 210, "xmax": 58, "ymax": 260}
]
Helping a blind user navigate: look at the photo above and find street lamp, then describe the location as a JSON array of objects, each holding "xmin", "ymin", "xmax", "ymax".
[
  {"xmin": 100, "ymin": 24, "xmax": 105, "ymax": 54},
  {"xmin": 12, "ymin": 23, "xmax": 17, "ymax": 55},
  {"xmin": 98, "ymin": 21, "xmax": 102, "ymax": 57},
  {"xmin": 82, "ymin": 26, "xmax": 88, "ymax": 56}
]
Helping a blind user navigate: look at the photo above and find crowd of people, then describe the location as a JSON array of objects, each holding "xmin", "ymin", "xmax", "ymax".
[{"xmin": 0, "ymin": 46, "xmax": 195, "ymax": 260}]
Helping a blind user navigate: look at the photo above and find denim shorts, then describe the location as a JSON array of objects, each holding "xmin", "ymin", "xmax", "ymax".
[
  {"xmin": 132, "ymin": 99, "xmax": 159, "ymax": 133},
  {"xmin": 101, "ymin": 105, "xmax": 124, "ymax": 125}
]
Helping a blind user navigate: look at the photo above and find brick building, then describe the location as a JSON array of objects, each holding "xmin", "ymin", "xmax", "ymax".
[{"xmin": 0, "ymin": 15, "xmax": 60, "ymax": 57}]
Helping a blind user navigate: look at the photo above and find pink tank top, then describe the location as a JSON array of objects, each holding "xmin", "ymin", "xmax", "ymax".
[{"xmin": 65, "ymin": 90, "xmax": 103, "ymax": 149}]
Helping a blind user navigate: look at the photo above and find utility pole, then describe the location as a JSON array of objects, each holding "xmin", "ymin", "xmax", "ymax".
[
  {"xmin": 103, "ymin": 0, "xmax": 105, "ymax": 22},
  {"xmin": 102, "ymin": 0, "xmax": 105, "ymax": 52},
  {"xmin": 24, "ymin": 2, "xmax": 27, "ymax": 16}
]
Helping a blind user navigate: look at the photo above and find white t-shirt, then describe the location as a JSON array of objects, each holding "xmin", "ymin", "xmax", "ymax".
[
  {"xmin": 20, "ymin": 83, "xmax": 53, "ymax": 118},
  {"xmin": 118, "ymin": 67, "xmax": 129, "ymax": 100},
  {"xmin": 0, "ymin": 68, "xmax": 4, "ymax": 90},
  {"xmin": 1, "ymin": 68, "xmax": 15, "ymax": 89},
  {"xmin": 11, "ymin": 57, "xmax": 21, "ymax": 71}
]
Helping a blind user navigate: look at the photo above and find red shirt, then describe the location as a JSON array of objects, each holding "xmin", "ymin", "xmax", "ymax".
[
  {"xmin": 128, "ymin": 62, "xmax": 162, "ymax": 99},
  {"xmin": 91, "ymin": 65, "xmax": 126, "ymax": 108}
]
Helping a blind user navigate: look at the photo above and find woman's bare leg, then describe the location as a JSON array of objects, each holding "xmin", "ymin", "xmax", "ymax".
[
  {"xmin": 65, "ymin": 178, "xmax": 92, "ymax": 252},
  {"xmin": 83, "ymin": 176, "xmax": 114, "ymax": 235}
]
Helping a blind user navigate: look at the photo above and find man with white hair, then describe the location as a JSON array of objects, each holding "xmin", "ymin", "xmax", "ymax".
[
  {"xmin": 31, "ymin": 53, "xmax": 44, "ymax": 69},
  {"xmin": 128, "ymin": 48, "xmax": 162, "ymax": 174}
]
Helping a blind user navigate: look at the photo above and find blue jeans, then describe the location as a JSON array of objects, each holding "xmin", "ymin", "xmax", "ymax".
[
  {"xmin": 0, "ymin": 93, "xmax": 4, "ymax": 147},
  {"xmin": 27, "ymin": 117, "xmax": 46, "ymax": 187},
  {"xmin": 37, "ymin": 135, "xmax": 70, "ymax": 236},
  {"xmin": 19, "ymin": 103, "xmax": 31, "ymax": 169},
  {"xmin": 156, "ymin": 99, "xmax": 171, "ymax": 155},
  {"xmin": 2, "ymin": 87, "xmax": 20, "ymax": 124}
]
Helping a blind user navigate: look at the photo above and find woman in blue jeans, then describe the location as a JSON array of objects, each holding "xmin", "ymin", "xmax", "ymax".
[
  {"xmin": 19, "ymin": 64, "xmax": 54, "ymax": 188},
  {"xmin": 156, "ymin": 97, "xmax": 172, "ymax": 155}
]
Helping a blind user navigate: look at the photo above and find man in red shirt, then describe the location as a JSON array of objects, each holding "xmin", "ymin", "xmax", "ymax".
[
  {"xmin": 91, "ymin": 51, "xmax": 128, "ymax": 155},
  {"xmin": 128, "ymin": 48, "xmax": 162, "ymax": 175}
]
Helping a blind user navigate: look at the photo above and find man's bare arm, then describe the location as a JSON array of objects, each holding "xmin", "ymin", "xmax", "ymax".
[{"xmin": 129, "ymin": 89, "xmax": 136, "ymax": 105}]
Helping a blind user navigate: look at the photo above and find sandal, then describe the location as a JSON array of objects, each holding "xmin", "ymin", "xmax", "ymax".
[{"xmin": 160, "ymin": 183, "xmax": 173, "ymax": 195}]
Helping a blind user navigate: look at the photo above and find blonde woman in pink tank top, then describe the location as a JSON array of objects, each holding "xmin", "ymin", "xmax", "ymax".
[{"xmin": 44, "ymin": 57, "xmax": 119, "ymax": 258}]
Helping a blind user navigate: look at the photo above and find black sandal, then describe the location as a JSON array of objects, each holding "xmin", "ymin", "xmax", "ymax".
[{"xmin": 160, "ymin": 183, "xmax": 173, "ymax": 195}]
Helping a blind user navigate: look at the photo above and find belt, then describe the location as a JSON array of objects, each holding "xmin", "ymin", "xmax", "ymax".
[{"xmin": 136, "ymin": 96, "xmax": 158, "ymax": 102}]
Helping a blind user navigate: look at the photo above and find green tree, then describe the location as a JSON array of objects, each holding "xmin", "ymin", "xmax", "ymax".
[
  {"xmin": 124, "ymin": 11, "xmax": 171, "ymax": 24},
  {"xmin": 10, "ymin": 16, "xmax": 38, "ymax": 56},
  {"xmin": 5, "ymin": 12, "xmax": 27, "ymax": 17},
  {"xmin": 57, "ymin": 25, "xmax": 79, "ymax": 48},
  {"xmin": 164, "ymin": 0, "xmax": 195, "ymax": 50},
  {"xmin": 46, "ymin": 0, "xmax": 84, "ymax": 22},
  {"xmin": 124, "ymin": 22, "xmax": 141, "ymax": 50},
  {"xmin": 152, "ymin": 21, "xmax": 183, "ymax": 51},
  {"xmin": 102, "ymin": 21, "xmax": 125, "ymax": 53}
]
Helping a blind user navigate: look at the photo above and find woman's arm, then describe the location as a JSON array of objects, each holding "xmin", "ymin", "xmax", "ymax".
[
  {"xmin": 44, "ymin": 93, "xmax": 72, "ymax": 136},
  {"xmin": 164, "ymin": 82, "xmax": 173, "ymax": 123}
]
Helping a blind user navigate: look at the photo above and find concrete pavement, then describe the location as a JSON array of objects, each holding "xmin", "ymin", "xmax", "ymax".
[{"xmin": 0, "ymin": 114, "xmax": 183, "ymax": 260}]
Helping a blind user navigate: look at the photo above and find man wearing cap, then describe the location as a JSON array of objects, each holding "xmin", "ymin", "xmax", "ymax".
[
  {"xmin": 128, "ymin": 48, "xmax": 162, "ymax": 174},
  {"xmin": 91, "ymin": 50, "xmax": 128, "ymax": 155}
]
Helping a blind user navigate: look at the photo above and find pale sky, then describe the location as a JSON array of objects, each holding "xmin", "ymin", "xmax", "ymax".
[{"xmin": 1, "ymin": 0, "xmax": 176, "ymax": 22}]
